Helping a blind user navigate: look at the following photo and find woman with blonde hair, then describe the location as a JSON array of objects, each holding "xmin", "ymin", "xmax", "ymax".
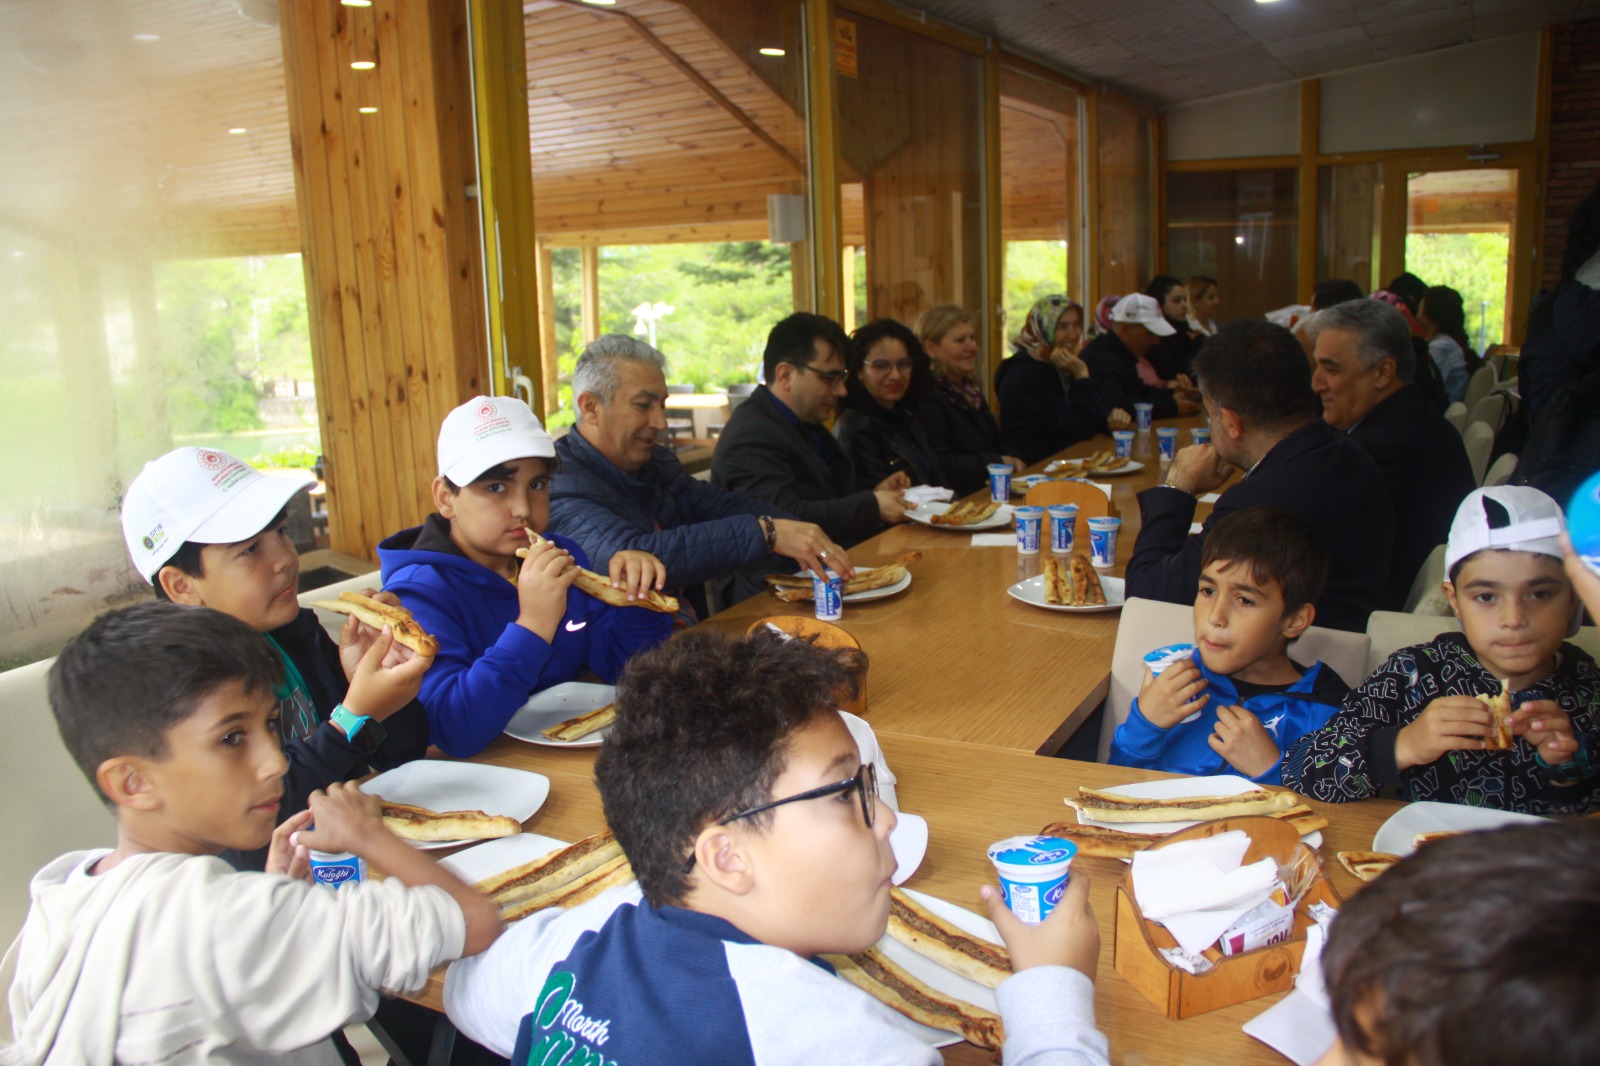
[
  {"xmin": 1186, "ymin": 275, "xmax": 1219, "ymax": 335},
  {"xmin": 912, "ymin": 304, "xmax": 1023, "ymax": 495}
]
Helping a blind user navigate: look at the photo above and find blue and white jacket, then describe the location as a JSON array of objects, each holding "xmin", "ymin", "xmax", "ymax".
[
  {"xmin": 444, "ymin": 882, "xmax": 1109, "ymax": 1066},
  {"xmin": 1110, "ymin": 654, "xmax": 1348, "ymax": 784},
  {"xmin": 376, "ymin": 515, "xmax": 671, "ymax": 757}
]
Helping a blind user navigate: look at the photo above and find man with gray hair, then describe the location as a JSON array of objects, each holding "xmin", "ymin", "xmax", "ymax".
[
  {"xmin": 1310, "ymin": 298, "xmax": 1475, "ymax": 609},
  {"xmin": 550, "ymin": 333, "xmax": 852, "ymax": 615}
]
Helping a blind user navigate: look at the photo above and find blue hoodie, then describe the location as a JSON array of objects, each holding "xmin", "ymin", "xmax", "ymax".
[
  {"xmin": 1110, "ymin": 654, "xmax": 1348, "ymax": 784},
  {"xmin": 377, "ymin": 515, "xmax": 672, "ymax": 757}
]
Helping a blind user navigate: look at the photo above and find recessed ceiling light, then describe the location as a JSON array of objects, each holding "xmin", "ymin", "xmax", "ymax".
[
  {"xmin": 228, "ymin": 127, "xmax": 247, "ymax": 135},
  {"xmin": 759, "ymin": 47, "xmax": 785, "ymax": 57},
  {"xmin": 341, "ymin": 0, "xmax": 373, "ymax": 6},
  {"xmin": 358, "ymin": 106, "xmax": 378, "ymax": 114},
  {"xmin": 581, "ymin": 0, "xmax": 617, "ymax": 6},
  {"xmin": 1234, "ymin": 235, "xmax": 1245, "ymax": 244},
  {"xmin": 350, "ymin": 60, "xmax": 376, "ymax": 70},
  {"xmin": 1255, "ymin": 0, "xmax": 1283, "ymax": 4},
  {"xmin": 132, "ymin": 33, "xmax": 160, "ymax": 42}
]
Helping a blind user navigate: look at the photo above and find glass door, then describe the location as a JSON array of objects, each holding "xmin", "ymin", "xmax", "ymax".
[{"xmin": 1403, "ymin": 167, "xmax": 1519, "ymax": 349}]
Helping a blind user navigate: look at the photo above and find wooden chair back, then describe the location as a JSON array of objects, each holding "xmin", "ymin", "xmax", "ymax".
[{"xmin": 1024, "ymin": 480, "xmax": 1119, "ymax": 549}]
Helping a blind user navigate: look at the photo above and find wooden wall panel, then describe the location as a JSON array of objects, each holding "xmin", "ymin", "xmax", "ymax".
[{"xmin": 281, "ymin": 0, "xmax": 487, "ymax": 560}]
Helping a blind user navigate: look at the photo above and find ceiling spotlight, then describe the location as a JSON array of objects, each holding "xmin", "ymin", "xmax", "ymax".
[
  {"xmin": 132, "ymin": 33, "xmax": 160, "ymax": 42},
  {"xmin": 358, "ymin": 106, "xmax": 378, "ymax": 114},
  {"xmin": 758, "ymin": 47, "xmax": 785, "ymax": 57},
  {"xmin": 228, "ymin": 127, "xmax": 248, "ymax": 135},
  {"xmin": 341, "ymin": 0, "xmax": 374, "ymax": 6},
  {"xmin": 1234, "ymin": 236, "xmax": 1245, "ymax": 245},
  {"xmin": 581, "ymin": 0, "xmax": 618, "ymax": 6},
  {"xmin": 1255, "ymin": 0, "xmax": 1284, "ymax": 4},
  {"xmin": 350, "ymin": 60, "xmax": 376, "ymax": 70}
]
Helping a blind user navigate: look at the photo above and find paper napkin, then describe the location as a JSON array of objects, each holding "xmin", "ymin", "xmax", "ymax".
[
  {"xmin": 971, "ymin": 533, "xmax": 1018, "ymax": 547},
  {"xmin": 1243, "ymin": 915, "xmax": 1338, "ymax": 1064},
  {"xmin": 1131, "ymin": 831, "xmax": 1280, "ymax": 956},
  {"xmin": 904, "ymin": 485, "xmax": 953, "ymax": 505}
]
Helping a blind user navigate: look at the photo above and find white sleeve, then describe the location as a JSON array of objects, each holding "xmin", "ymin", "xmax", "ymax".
[
  {"xmin": 444, "ymin": 880, "xmax": 643, "ymax": 1057},
  {"xmin": 996, "ymin": 967, "xmax": 1110, "ymax": 1066},
  {"xmin": 191, "ymin": 865, "xmax": 466, "ymax": 1052},
  {"xmin": 728, "ymin": 944, "xmax": 939, "ymax": 1066}
]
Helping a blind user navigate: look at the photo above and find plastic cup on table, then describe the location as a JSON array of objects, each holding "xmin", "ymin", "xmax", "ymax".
[
  {"xmin": 1144, "ymin": 643, "xmax": 1203, "ymax": 723},
  {"xmin": 1133, "ymin": 403, "xmax": 1154, "ymax": 431},
  {"xmin": 1013, "ymin": 505, "xmax": 1045, "ymax": 555},
  {"xmin": 1087, "ymin": 516, "xmax": 1121, "ymax": 568},
  {"xmin": 812, "ymin": 571, "xmax": 843, "ymax": 621},
  {"xmin": 1111, "ymin": 431, "xmax": 1135, "ymax": 460},
  {"xmin": 1157, "ymin": 426, "xmax": 1179, "ymax": 462},
  {"xmin": 987, "ymin": 836, "xmax": 1077, "ymax": 924},
  {"xmin": 987, "ymin": 463, "xmax": 1014, "ymax": 503},
  {"xmin": 1190, "ymin": 426, "xmax": 1211, "ymax": 447},
  {"xmin": 1047, "ymin": 503, "xmax": 1079, "ymax": 553}
]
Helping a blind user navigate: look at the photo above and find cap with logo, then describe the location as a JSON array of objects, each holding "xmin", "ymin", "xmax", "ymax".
[
  {"xmin": 121, "ymin": 448, "xmax": 316, "ymax": 583},
  {"xmin": 1444, "ymin": 485, "xmax": 1567, "ymax": 576},
  {"xmin": 1110, "ymin": 293, "xmax": 1177, "ymax": 337},
  {"xmin": 438, "ymin": 395, "xmax": 555, "ymax": 486}
]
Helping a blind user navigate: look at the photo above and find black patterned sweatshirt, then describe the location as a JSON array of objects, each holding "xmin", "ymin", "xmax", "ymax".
[{"xmin": 1282, "ymin": 631, "xmax": 1599, "ymax": 816}]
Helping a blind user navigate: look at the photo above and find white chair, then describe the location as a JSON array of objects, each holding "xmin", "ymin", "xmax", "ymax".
[
  {"xmin": 1096, "ymin": 597, "xmax": 1372, "ymax": 762},
  {"xmin": 1466, "ymin": 390, "xmax": 1512, "ymax": 436},
  {"xmin": 1402, "ymin": 544, "xmax": 1452, "ymax": 615},
  {"xmin": 1444, "ymin": 401, "xmax": 1468, "ymax": 433},
  {"xmin": 1463, "ymin": 422, "xmax": 1494, "ymax": 485},
  {"xmin": 1482, "ymin": 452, "xmax": 1518, "ymax": 487},
  {"xmin": 1366, "ymin": 609, "xmax": 1600, "ymax": 677},
  {"xmin": 0, "ymin": 658, "xmax": 117, "ymax": 949},
  {"xmin": 1462, "ymin": 365, "xmax": 1497, "ymax": 412}
]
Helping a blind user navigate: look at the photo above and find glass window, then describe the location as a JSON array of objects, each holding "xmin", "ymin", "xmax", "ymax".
[
  {"xmin": 835, "ymin": 13, "xmax": 984, "ymax": 327},
  {"xmin": 1166, "ymin": 168, "xmax": 1299, "ymax": 323},
  {"xmin": 1095, "ymin": 99, "xmax": 1154, "ymax": 302},
  {"xmin": 0, "ymin": 4, "xmax": 312, "ymax": 667},
  {"xmin": 1405, "ymin": 168, "xmax": 1518, "ymax": 349},
  {"xmin": 1000, "ymin": 66, "xmax": 1081, "ymax": 342},
  {"xmin": 1317, "ymin": 163, "xmax": 1384, "ymax": 295}
]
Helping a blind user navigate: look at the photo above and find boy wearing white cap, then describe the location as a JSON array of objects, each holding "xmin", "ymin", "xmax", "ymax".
[
  {"xmin": 378, "ymin": 396, "xmax": 673, "ymax": 757},
  {"xmin": 119, "ymin": 448, "xmax": 433, "ymax": 869},
  {"xmin": 1284, "ymin": 486, "xmax": 1599, "ymax": 814}
]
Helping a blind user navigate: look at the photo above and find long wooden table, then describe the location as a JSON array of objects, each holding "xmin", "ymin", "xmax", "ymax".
[
  {"xmin": 705, "ymin": 419, "xmax": 1218, "ymax": 754},
  {"xmin": 410, "ymin": 732, "xmax": 1398, "ymax": 1065}
]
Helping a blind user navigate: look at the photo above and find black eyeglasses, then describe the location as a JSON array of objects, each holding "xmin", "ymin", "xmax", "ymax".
[
  {"xmin": 794, "ymin": 363, "xmax": 850, "ymax": 387},
  {"xmin": 682, "ymin": 762, "xmax": 878, "ymax": 873}
]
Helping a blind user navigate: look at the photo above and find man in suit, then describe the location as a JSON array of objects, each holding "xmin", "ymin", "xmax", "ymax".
[
  {"xmin": 1126, "ymin": 319, "xmax": 1394, "ymax": 633},
  {"xmin": 1307, "ymin": 299, "xmax": 1477, "ymax": 610},
  {"xmin": 713, "ymin": 313, "xmax": 909, "ymax": 558}
]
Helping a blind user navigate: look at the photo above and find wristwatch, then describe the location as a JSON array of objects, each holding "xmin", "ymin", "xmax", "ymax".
[
  {"xmin": 330, "ymin": 703, "xmax": 387, "ymax": 754},
  {"xmin": 1161, "ymin": 472, "xmax": 1192, "ymax": 494}
]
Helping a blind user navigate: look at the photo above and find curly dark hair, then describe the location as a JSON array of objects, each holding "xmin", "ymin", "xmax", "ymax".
[
  {"xmin": 593, "ymin": 627, "xmax": 865, "ymax": 906},
  {"xmin": 1322, "ymin": 822, "xmax": 1600, "ymax": 1066},
  {"xmin": 841, "ymin": 318, "xmax": 935, "ymax": 411}
]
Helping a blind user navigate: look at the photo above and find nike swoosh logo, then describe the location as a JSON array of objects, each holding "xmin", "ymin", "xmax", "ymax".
[{"xmin": 564, "ymin": 619, "xmax": 587, "ymax": 632}]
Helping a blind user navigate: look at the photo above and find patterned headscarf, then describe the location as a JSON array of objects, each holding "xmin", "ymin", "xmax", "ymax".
[
  {"xmin": 1371, "ymin": 290, "xmax": 1425, "ymax": 336},
  {"xmin": 1012, "ymin": 295, "xmax": 1084, "ymax": 360},
  {"xmin": 1093, "ymin": 294, "xmax": 1120, "ymax": 336}
]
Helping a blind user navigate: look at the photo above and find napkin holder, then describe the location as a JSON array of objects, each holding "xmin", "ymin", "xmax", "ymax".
[
  {"xmin": 1113, "ymin": 816, "xmax": 1341, "ymax": 1019},
  {"xmin": 745, "ymin": 617, "xmax": 867, "ymax": 715}
]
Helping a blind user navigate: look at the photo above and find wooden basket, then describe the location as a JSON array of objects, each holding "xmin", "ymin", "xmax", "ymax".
[
  {"xmin": 1113, "ymin": 816, "xmax": 1341, "ymax": 1019},
  {"xmin": 745, "ymin": 616, "xmax": 867, "ymax": 715}
]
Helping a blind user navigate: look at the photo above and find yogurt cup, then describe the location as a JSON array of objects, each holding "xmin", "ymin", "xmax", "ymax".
[
  {"xmin": 1013, "ymin": 505, "xmax": 1045, "ymax": 555},
  {"xmin": 1190, "ymin": 426, "xmax": 1211, "ymax": 447},
  {"xmin": 1087, "ymin": 516, "xmax": 1121, "ymax": 568},
  {"xmin": 1133, "ymin": 403, "xmax": 1154, "ymax": 431},
  {"xmin": 987, "ymin": 836, "xmax": 1077, "ymax": 924},
  {"xmin": 812, "ymin": 571, "xmax": 844, "ymax": 621},
  {"xmin": 309, "ymin": 850, "xmax": 366, "ymax": 890},
  {"xmin": 1143, "ymin": 642, "xmax": 1196, "ymax": 677},
  {"xmin": 1156, "ymin": 426, "xmax": 1179, "ymax": 461},
  {"xmin": 1047, "ymin": 503, "xmax": 1079, "ymax": 553},
  {"xmin": 1111, "ymin": 430, "xmax": 1135, "ymax": 460},
  {"xmin": 987, "ymin": 463, "xmax": 1014, "ymax": 503}
]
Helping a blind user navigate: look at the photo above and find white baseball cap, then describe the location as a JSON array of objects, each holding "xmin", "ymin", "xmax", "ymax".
[
  {"xmin": 1445, "ymin": 485, "xmax": 1567, "ymax": 576},
  {"xmin": 1110, "ymin": 293, "xmax": 1177, "ymax": 337},
  {"xmin": 438, "ymin": 395, "xmax": 555, "ymax": 486},
  {"xmin": 121, "ymin": 448, "xmax": 316, "ymax": 583}
]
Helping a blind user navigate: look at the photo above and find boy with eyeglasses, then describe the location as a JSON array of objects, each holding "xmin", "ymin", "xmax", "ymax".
[{"xmin": 444, "ymin": 628, "xmax": 1109, "ymax": 1064}]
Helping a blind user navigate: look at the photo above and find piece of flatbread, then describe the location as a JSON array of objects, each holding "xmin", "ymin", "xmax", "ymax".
[
  {"xmin": 1337, "ymin": 850, "xmax": 1401, "ymax": 882},
  {"xmin": 1477, "ymin": 678, "xmax": 1514, "ymax": 751}
]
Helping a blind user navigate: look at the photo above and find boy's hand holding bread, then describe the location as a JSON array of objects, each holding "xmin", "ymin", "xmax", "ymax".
[{"xmin": 515, "ymin": 536, "xmax": 579, "ymax": 641}]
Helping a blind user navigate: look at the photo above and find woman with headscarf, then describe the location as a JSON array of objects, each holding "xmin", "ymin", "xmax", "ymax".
[
  {"xmin": 912, "ymin": 304, "xmax": 1023, "ymax": 495},
  {"xmin": 834, "ymin": 318, "xmax": 947, "ymax": 491},
  {"xmin": 1418, "ymin": 285, "xmax": 1481, "ymax": 404},
  {"xmin": 993, "ymin": 295, "xmax": 1115, "ymax": 465}
]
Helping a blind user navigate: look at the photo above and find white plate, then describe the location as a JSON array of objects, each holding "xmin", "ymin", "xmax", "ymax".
[
  {"xmin": 360, "ymin": 761, "xmax": 551, "ymax": 850},
  {"xmin": 1007, "ymin": 574, "xmax": 1125, "ymax": 613},
  {"xmin": 1371, "ymin": 801, "xmax": 1548, "ymax": 857},
  {"xmin": 1010, "ymin": 474, "xmax": 1052, "ymax": 497},
  {"xmin": 1076, "ymin": 775, "xmax": 1324, "ymax": 849},
  {"xmin": 794, "ymin": 566, "xmax": 913, "ymax": 603},
  {"xmin": 874, "ymin": 889, "xmax": 1003, "ymax": 1049},
  {"xmin": 906, "ymin": 501, "xmax": 1014, "ymax": 532},
  {"xmin": 889, "ymin": 812, "xmax": 928, "ymax": 885},
  {"xmin": 504, "ymin": 681, "xmax": 618, "ymax": 748},
  {"xmin": 1045, "ymin": 458, "xmax": 1144, "ymax": 477},
  {"xmin": 439, "ymin": 832, "xmax": 570, "ymax": 885}
]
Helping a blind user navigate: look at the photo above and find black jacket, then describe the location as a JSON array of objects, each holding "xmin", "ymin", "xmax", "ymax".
[
  {"xmin": 1146, "ymin": 328, "xmax": 1203, "ymax": 382},
  {"xmin": 226, "ymin": 608, "xmax": 430, "ymax": 870},
  {"xmin": 994, "ymin": 355, "xmax": 1107, "ymax": 466},
  {"xmin": 1079, "ymin": 331, "xmax": 1178, "ymax": 420},
  {"xmin": 1126, "ymin": 419, "xmax": 1394, "ymax": 633},
  {"xmin": 711, "ymin": 386, "xmax": 882, "ymax": 548},
  {"xmin": 833, "ymin": 401, "xmax": 947, "ymax": 490},
  {"xmin": 1346, "ymin": 385, "xmax": 1476, "ymax": 610},
  {"xmin": 914, "ymin": 381, "xmax": 1006, "ymax": 495}
]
